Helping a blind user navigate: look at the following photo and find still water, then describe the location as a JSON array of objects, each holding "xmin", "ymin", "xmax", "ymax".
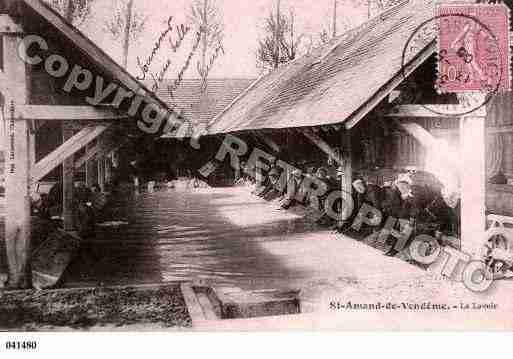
[{"xmin": 63, "ymin": 187, "xmax": 323, "ymax": 290}]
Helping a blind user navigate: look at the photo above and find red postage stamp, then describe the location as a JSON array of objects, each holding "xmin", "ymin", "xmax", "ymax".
[{"xmin": 436, "ymin": 3, "xmax": 511, "ymax": 93}]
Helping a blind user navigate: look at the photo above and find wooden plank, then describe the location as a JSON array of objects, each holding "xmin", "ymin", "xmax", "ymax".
[
  {"xmin": 28, "ymin": 128, "xmax": 36, "ymax": 167},
  {"xmin": 345, "ymin": 42, "xmax": 436, "ymax": 129},
  {"xmin": 488, "ymin": 125, "xmax": 513, "ymax": 134},
  {"xmin": 407, "ymin": 125, "xmax": 513, "ymax": 136},
  {"xmin": 97, "ymin": 154, "xmax": 105, "ymax": 192},
  {"xmin": 62, "ymin": 121, "xmax": 74, "ymax": 231},
  {"xmin": 337, "ymin": 130, "xmax": 352, "ymax": 226},
  {"xmin": 85, "ymin": 145, "xmax": 96, "ymax": 188},
  {"xmin": 75, "ymin": 143, "xmax": 99, "ymax": 170},
  {"xmin": 397, "ymin": 122, "xmax": 439, "ymax": 149},
  {"xmin": 396, "ymin": 121, "xmax": 460, "ymax": 187},
  {"xmin": 0, "ymin": 13, "xmax": 22, "ymax": 33},
  {"xmin": 196, "ymin": 292, "xmax": 219, "ymax": 320},
  {"xmin": 254, "ymin": 132, "xmax": 280, "ymax": 153},
  {"xmin": 213, "ymin": 287, "xmax": 300, "ymax": 319},
  {"xmin": 18, "ymin": 105, "xmax": 127, "ymax": 121},
  {"xmin": 31, "ymin": 124, "xmax": 111, "ymax": 183},
  {"xmin": 104, "ymin": 154, "xmax": 112, "ymax": 185},
  {"xmin": 180, "ymin": 283, "xmax": 206, "ymax": 326},
  {"xmin": 301, "ymin": 129, "xmax": 344, "ymax": 167},
  {"xmin": 2, "ymin": 17, "xmax": 31, "ymax": 289},
  {"xmin": 31, "ymin": 229, "xmax": 82, "ymax": 289},
  {"xmin": 74, "ymin": 135, "xmax": 124, "ymax": 170},
  {"xmin": 385, "ymin": 104, "xmax": 486, "ymax": 118},
  {"xmin": 341, "ymin": 130, "xmax": 352, "ymax": 196}
]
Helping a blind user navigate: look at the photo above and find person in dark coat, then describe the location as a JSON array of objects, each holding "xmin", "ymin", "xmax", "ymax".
[
  {"xmin": 279, "ymin": 169, "xmax": 303, "ymax": 209},
  {"xmin": 259, "ymin": 167, "xmax": 283, "ymax": 200},
  {"xmin": 381, "ymin": 174, "xmax": 420, "ymax": 256},
  {"xmin": 352, "ymin": 178, "xmax": 382, "ymax": 212},
  {"xmin": 252, "ymin": 169, "xmax": 272, "ymax": 197},
  {"xmin": 340, "ymin": 178, "xmax": 383, "ymax": 238},
  {"xmin": 73, "ymin": 182, "xmax": 95, "ymax": 237},
  {"xmin": 307, "ymin": 167, "xmax": 333, "ymax": 211},
  {"xmin": 47, "ymin": 181, "xmax": 63, "ymax": 219},
  {"xmin": 381, "ymin": 174, "xmax": 419, "ymax": 219}
]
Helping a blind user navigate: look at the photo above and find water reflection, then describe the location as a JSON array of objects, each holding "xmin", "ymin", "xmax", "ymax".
[{"xmin": 63, "ymin": 187, "xmax": 320, "ymax": 290}]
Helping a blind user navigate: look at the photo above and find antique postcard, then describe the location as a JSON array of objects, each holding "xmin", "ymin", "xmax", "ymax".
[{"xmin": 1, "ymin": 0, "xmax": 513, "ymax": 341}]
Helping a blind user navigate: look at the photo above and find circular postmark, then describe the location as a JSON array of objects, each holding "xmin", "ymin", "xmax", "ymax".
[{"xmin": 400, "ymin": 12, "xmax": 505, "ymax": 117}]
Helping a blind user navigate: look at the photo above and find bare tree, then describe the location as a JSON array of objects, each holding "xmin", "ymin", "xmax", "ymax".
[
  {"xmin": 187, "ymin": 0, "xmax": 225, "ymax": 91},
  {"xmin": 367, "ymin": 0, "xmax": 385, "ymax": 18},
  {"xmin": 46, "ymin": 0, "xmax": 94, "ymax": 25},
  {"xmin": 256, "ymin": 2, "xmax": 304, "ymax": 70},
  {"xmin": 105, "ymin": 0, "xmax": 147, "ymax": 68},
  {"xmin": 332, "ymin": 0, "xmax": 338, "ymax": 37},
  {"xmin": 317, "ymin": 0, "xmax": 387, "ymax": 46},
  {"xmin": 318, "ymin": 0, "xmax": 339, "ymax": 45}
]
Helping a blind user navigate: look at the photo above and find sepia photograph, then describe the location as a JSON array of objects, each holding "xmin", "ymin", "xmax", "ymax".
[{"xmin": 0, "ymin": 0, "xmax": 513, "ymax": 344}]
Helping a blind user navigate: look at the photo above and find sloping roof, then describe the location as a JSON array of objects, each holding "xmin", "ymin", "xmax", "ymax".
[
  {"xmin": 21, "ymin": 0, "xmax": 173, "ymax": 117},
  {"xmin": 207, "ymin": 0, "xmax": 436, "ymax": 135},
  {"xmin": 146, "ymin": 79, "xmax": 254, "ymax": 132}
]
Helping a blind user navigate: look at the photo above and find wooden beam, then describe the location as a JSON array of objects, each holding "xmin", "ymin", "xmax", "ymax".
[
  {"xmin": 104, "ymin": 154, "xmax": 113, "ymax": 185},
  {"xmin": 345, "ymin": 42, "xmax": 436, "ymax": 129},
  {"xmin": 301, "ymin": 129, "xmax": 344, "ymax": 167},
  {"xmin": 62, "ymin": 122, "xmax": 74, "ymax": 231},
  {"xmin": 396, "ymin": 121, "xmax": 460, "ymax": 186},
  {"xmin": 398, "ymin": 124, "xmax": 513, "ymax": 136},
  {"xmin": 18, "ymin": 105, "xmax": 127, "ymax": 121},
  {"xmin": 395, "ymin": 120, "xmax": 509, "ymax": 143},
  {"xmin": 385, "ymin": 104, "xmax": 486, "ymax": 118},
  {"xmin": 75, "ymin": 143, "xmax": 99, "ymax": 170},
  {"xmin": 2, "ymin": 14, "xmax": 31, "ymax": 289},
  {"xmin": 74, "ymin": 132, "xmax": 125, "ymax": 170},
  {"xmin": 340, "ymin": 130, "xmax": 352, "ymax": 217},
  {"xmin": 28, "ymin": 127, "xmax": 36, "ymax": 194},
  {"xmin": 97, "ymin": 155, "xmax": 105, "ymax": 192},
  {"xmin": 487, "ymin": 125, "xmax": 513, "ymax": 134},
  {"xmin": 397, "ymin": 122, "xmax": 439, "ymax": 149},
  {"xmin": 254, "ymin": 132, "xmax": 281, "ymax": 153},
  {"xmin": 84, "ymin": 144, "xmax": 96, "ymax": 187},
  {"xmin": 28, "ymin": 127, "xmax": 36, "ymax": 167},
  {"xmin": 31, "ymin": 124, "xmax": 111, "ymax": 183}
]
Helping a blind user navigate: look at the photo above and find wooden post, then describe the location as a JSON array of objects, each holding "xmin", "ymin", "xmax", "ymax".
[
  {"xmin": 339, "ymin": 129, "xmax": 352, "ymax": 226},
  {"xmin": 28, "ymin": 125, "xmax": 35, "ymax": 167},
  {"xmin": 97, "ymin": 156, "xmax": 105, "ymax": 192},
  {"xmin": 341, "ymin": 129, "xmax": 352, "ymax": 195},
  {"xmin": 2, "ymin": 14, "xmax": 32, "ymax": 288},
  {"xmin": 104, "ymin": 152, "xmax": 112, "ymax": 186},
  {"xmin": 460, "ymin": 116, "xmax": 486, "ymax": 256},
  {"xmin": 302, "ymin": 129, "xmax": 345, "ymax": 167},
  {"xmin": 85, "ymin": 144, "xmax": 95, "ymax": 187},
  {"xmin": 85, "ymin": 159, "xmax": 95, "ymax": 187},
  {"xmin": 62, "ymin": 121, "xmax": 74, "ymax": 231},
  {"xmin": 28, "ymin": 123, "xmax": 35, "ymax": 193}
]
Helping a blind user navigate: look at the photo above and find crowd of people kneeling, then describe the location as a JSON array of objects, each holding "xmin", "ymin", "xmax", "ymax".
[
  {"xmin": 32, "ymin": 181, "xmax": 109, "ymax": 238},
  {"xmin": 245, "ymin": 165, "xmax": 460, "ymax": 257}
]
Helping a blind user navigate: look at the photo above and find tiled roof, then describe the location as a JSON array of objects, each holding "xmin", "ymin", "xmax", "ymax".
[
  {"xmin": 146, "ymin": 79, "xmax": 254, "ymax": 135},
  {"xmin": 207, "ymin": 0, "xmax": 436, "ymax": 135}
]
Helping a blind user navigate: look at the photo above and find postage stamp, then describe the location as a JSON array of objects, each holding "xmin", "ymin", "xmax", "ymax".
[{"xmin": 436, "ymin": 3, "xmax": 511, "ymax": 94}]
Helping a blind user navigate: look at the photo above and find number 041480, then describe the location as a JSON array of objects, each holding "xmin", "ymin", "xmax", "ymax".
[{"xmin": 5, "ymin": 341, "xmax": 37, "ymax": 350}]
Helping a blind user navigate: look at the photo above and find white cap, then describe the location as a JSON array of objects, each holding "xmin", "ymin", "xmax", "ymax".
[
  {"xmin": 396, "ymin": 173, "xmax": 413, "ymax": 186},
  {"xmin": 352, "ymin": 179, "xmax": 365, "ymax": 186}
]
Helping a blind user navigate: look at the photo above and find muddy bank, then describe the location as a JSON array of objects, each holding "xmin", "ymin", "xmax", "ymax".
[{"xmin": 0, "ymin": 284, "xmax": 192, "ymax": 330}]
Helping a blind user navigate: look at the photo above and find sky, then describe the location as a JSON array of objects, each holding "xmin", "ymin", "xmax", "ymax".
[{"xmin": 78, "ymin": 0, "xmax": 372, "ymax": 80}]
